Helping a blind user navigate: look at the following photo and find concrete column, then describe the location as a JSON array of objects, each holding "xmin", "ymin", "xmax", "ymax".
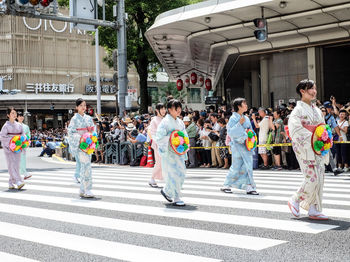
[
  {"xmin": 307, "ymin": 47, "xmax": 324, "ymax": 100},
  {"xmin": 243, "ymin": 78, "xmax": 251, "ymax": 106},
  {"xmin": 251, "ymin": 70, "xmax": 260, "ymax": 108},
  {"xmin": 260, "ymin": 58, "xmax": 269, "ymax": 107}
]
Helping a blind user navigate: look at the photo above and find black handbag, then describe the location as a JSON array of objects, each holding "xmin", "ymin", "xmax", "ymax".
[{"xmin": 208, "ymin": 132, "xmax": 219, "ymax": 142}]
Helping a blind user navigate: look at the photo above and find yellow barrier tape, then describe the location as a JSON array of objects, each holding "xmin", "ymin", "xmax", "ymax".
[{"xmin": 190, "ymin": 140, "xmax": 350, "ymax": 150}]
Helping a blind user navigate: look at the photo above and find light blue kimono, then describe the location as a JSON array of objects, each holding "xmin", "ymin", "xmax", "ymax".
[
  {"xmin": 155, "ymin": 114, "xmax": 188, "ymax": 200},
  {"xmin": 223, "ymin": 112, "xmax": 256, "ymax": 190},
  {"xmin": 20, "ymin": 123, "xmax": 30, "ymax": 176},
  {"xmin": 68, "ymin": 113, "xmax": 95, "ymax": 192}
]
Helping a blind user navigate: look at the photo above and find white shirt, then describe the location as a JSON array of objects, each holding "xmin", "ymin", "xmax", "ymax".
[
  {"xmin": 259, "ymin": 116, "xmax": 270, "ymax": 142},
  {"xmin": 337, "ymin": 119, "xmax": 349, "ymax": 141}
]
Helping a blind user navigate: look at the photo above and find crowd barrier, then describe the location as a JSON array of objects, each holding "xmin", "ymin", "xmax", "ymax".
[{"xmin": 54, "ymin": 140, "xmax": 350, "ymax": 165}]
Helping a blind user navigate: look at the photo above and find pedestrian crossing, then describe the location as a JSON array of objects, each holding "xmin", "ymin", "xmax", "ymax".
[{"xmin": 0, "ymin": 166, "xmax": 349, "ymax": 261}]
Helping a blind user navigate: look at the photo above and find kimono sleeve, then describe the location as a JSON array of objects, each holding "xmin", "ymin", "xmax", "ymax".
[
  {"xmin": 227, "ymin": 114, "xmax": 248, "ymax": 144},
  {"xmin": 288, "ymin": 107, "xmax": 315, "ymax": 160},
  {"xmin": 154, "ymin": 119, "xmax": 169, "ymax": 156},
  {"xmin": 68, "ymin": 116, "xmax": 77, "ymax": 137},
  {"xmin": 0, "ymin": 123, "xmax": 9, "ymax": 148},
  {"xmin": 148, "ymin": 118, "xmax": 158, "ymax": 140}
]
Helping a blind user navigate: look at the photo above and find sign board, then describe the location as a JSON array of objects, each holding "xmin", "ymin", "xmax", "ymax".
[
  {"xmin": 278, "ymin": 99, "xmax": 284, "ymax": 106},
  {"xmin": 289, "ymin": 98, "xmax": 296, "ymax": 103},
  {"xmin": 85, "ymin": 84, "xmax": 117, "ymax": 94},
  {"xmin": 205, "ymin": 96, "xmax": 222, "ymax": 105},
  {"xmin": 127, "ymin": 86, "xmax": 137, "ymax": 102},
  {"xmin": 69, "ymin": 0, "xmax": 96, "ymax": 31},
  {"xmin": 26, "ymin": 83, "xmax": 74, "ymax": 94}
]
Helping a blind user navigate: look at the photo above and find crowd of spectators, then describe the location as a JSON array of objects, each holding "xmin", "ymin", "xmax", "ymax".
[
  {"xmin": 89, "ymin": 96, "xmax": 350, "ymax": 174},
  {"xmin": 14, "ymin": 95, "xmax": 349, "ymax": 173}
]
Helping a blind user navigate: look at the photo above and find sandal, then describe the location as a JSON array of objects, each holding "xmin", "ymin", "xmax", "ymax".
[
  {"xmin": 220, "ymin": 187, "xmax": 232, "ymax": 193},
  {"xmin": 309, "ymin": 213, "xmax": 328, "ymax": 220},
  {"xmin": 160, "ymin": 189, "xmax": 173, "ymax": 202},
  {"xmin": 288, "ymin": 200, "xmax": 300, "ymax": 217}
]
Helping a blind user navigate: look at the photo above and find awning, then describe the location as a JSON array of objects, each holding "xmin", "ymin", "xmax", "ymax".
[{"xmin": 145, "ymin": 0, "xmax": 350, "ymax": 88}]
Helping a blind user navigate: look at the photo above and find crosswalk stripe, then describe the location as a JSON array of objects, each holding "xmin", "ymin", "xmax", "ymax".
[
  {"xmin": 0, "ymin": 221, "xmax": 219, "ymax": 262},
  {"xmin": 0, "ymin": 251, "xmax": 39, "ymax": 262},
  {"xmin": 0, "ymin": 203, "xmax": 286, "ymax": 250},
  {"xmin": 0, "ymin": 191, "xmax": 337, "ymax": 234},
  {"xmin": 37, "ymin": 169, "xmax": 350, "ymax": 186},
  {"xmin": 2, "ymin": 179, "xmax": 349, "ymax": 219},
  {"xmin": 24, "ymin": 173, "xmax": 350, "ymax": 193},
  {"xmin": 84, "ymin": 167, "xmax": 350, "ymax": 180},
  {"xmin": 5, "ymin": 175, "xmax": 350, "ymax": 204},
  {"xmin": 28, "ymin": 171, "xmax": 350, "ymax": 192}
]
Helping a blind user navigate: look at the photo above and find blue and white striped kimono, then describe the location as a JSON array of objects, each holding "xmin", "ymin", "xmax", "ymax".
[
  {"xmin": 20, "ymin": 123, "xmax": 30, "ymax": 177},
  {"xmin": 155, "ymin": 114, "xmax": 188, "ymax": 200},
  {"xmin": 223, "ymin": 112, "xmax": 256, "ymax": 190},
  {"xmin": 68, "ymin": 113, "xmax": 95, "ymax": 193}
]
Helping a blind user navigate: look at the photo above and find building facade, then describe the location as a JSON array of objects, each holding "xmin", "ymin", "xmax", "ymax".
[{"xmin": 0, "ymin": 11, "xmax": 141, "ymax": 129}]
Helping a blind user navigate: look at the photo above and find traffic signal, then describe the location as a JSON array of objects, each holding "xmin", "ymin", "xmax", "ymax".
[
  {"xmin": 15, "ymin": 0, "xmax": 54, "ymax": 7},
  {"xmin": 253, "ymin": 18, "xmax": 267, "ymax": 42}
]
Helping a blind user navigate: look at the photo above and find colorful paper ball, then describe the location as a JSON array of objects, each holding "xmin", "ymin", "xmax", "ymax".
[
  {"xmin": 183, "ymin": 144, "xmax": 188, "ymax": 151},
  {"xmin": 247, "ymin": 131, "xmax": 253, "ymax": 138},
  {"xmin": 80, "ymin": 142, "xmax": 88, "ymax": 150},
  {"xmin": 15, "ymin": 140, "xmax": 22, "ymax": 146},
  {"xmin": 92, "ymin": 136, "xmax": 98, "ymax": 143},
  {"xmin": 87, "ymin": 149, "xmax": 94, "ymax": 155},
  {"xmin": 92, "ymin": 132, "xmax": 97, "ymax": 137},
  {"xmin": 315, "ymin": 126, "xmax": 325, "ymax": 137},
  {"xmin": 179, "ymin": 137, "xmax": 184, "ymax": 145},
  {"xmin": 86, "ymin": 137, "xmax": 92, "ymax": 145},
  {"xmin": 20, "ymin": 136, "xmax": 26, "ymax": 142},
  {"xmin": 172, "ymin": 137, "xmax": 180, "ymax": 146},
  {"xmin": 184, "ymin": 137, "xmax": 189, "ymax": 145},
  {"xmin": 177, "ymin": 145, "xmax": 184, "ymax": 153},
  {"xmin": 177, "ymin": 131, "xmax": 185, "ymax": 137}
]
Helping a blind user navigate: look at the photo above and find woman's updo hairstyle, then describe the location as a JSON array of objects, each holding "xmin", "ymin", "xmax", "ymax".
[
  {"xmin": 76, "ymin": 98, "xmax": 84, "ymax": 107},
  {"xmin": 296, "ymin": 79, "xmax": 315, "ymax": 97}
]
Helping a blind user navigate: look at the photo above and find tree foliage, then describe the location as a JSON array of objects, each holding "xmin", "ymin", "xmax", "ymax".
[{"xmin": 60, "ymin": 0, "xmax": 202, "ymax": 113}]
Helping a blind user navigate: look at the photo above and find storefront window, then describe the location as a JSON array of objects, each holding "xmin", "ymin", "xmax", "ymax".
[{"xmin": 187, "ymin": 88, "xmax": 201, "ymax": 103}]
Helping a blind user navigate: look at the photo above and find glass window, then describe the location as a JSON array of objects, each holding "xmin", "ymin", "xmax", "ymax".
[{"xmin": 187, "ymin": 88, "xmax": 201, "ymax": 103}]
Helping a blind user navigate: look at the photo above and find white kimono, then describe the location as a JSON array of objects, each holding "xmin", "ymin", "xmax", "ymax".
[
  {"xmin": 288, "ymin": 101, "xmax": 327, "ymax": 211},
  {"xmin": 155, "ymin": 114, "xmax": 188, "ymax": 200}
]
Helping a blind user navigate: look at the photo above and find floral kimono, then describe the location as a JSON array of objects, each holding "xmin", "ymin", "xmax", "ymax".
[
  {"xmin": 223, "ymin": 112, "xmax": 256, "ymax": 190},
  {"xmin": 68, "ymin": 113, "xmax": 95, "ymax": 193},
  {"xmin": 288, "ymin": 101, "xmax": 326, "ymax": 212},
  {"xmin": 0, "ymin": 121, "xmax": 25, "ymax": 187},
  {"xmin": 20, "ymin": 123, "xmax": 31, "ymax": 177},
  {"xmin": 155, "ymin": 114, "xmax": 188, "ymax": 200},
  {"xmin": 148, "ymin": 115, "xmax": 163, "ymax": 180}
]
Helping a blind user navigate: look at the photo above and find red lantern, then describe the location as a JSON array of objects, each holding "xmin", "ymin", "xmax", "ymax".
[
  {"xmin": 190, "ymin": 72, "xmax": 197, "ymax": 85},
  {"xmin": 205, "ymin": 78, "xmax": 212, "ymax": 91},
  {"xmin": 29, "ymin": 0, "xmax": 40, "ymax": 5},
  {"xmin": 198, "ymin": 75, "xmax": 204, "ymax": 87},
  {"xmin": 184, "ymin": 75, "xmax": 190, "ymax": 88},
  {"xmin": 176, "ymin": 79, "xmax": 183, "ymax": 91}
]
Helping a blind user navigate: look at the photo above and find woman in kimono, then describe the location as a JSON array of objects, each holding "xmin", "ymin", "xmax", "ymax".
[
  {"xmin": 155, "ymin": 99, "xmax": 188, "ymax": 206},
  {"xmin": 0, "ymin": 107, "xmax": 25, "ymax": 189},
  {"xmin": 148, "ymin": 103, "xmax": 166, "ymax": 188},
  {"xmin": 68, "ymin": 98, "xmax": 95, "ymax": 198},
  {"xmin": 17, "ymin": 111, "xmax": 32, "ymax": 180},
  {"xmin": 288, "ymin": 79, "xmax": 328, "ymax": 220},
  {"xmin": 220, "ymin": 98, "xmax": 259, "ymax": 195}
]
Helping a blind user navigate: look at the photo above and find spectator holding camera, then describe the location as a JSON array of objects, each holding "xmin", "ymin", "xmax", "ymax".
[{"xmin": 323, "ymin": 101, "xmax": 342, "ymax": 175}]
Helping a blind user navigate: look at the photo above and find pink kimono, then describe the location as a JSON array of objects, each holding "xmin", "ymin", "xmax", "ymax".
[
  {"xmin": 149, "ymin": 116, "xmax": 163, "ymax": 180},
  {"xmin": 0, "ymin": 121, "xmax": 25, "ymax": 187}
]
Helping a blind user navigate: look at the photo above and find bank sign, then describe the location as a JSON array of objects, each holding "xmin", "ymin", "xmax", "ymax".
[{"xmin": 26, "ymin": 83, "xmax": 74, "ymax": 94}]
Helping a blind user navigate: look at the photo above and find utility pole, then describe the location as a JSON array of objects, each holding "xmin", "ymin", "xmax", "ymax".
[
  {"xmin": 116, "ymin": 0, "xmax": 128, "ymax": 117},
  {"xmin": 95, "ymin": 1, "xmax": 101, "ymax": 116}
]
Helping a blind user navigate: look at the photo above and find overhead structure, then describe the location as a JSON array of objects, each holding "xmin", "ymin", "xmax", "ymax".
[{"xmin": 145, "ymin": 0, "xmax": 350, "ymax": 89}]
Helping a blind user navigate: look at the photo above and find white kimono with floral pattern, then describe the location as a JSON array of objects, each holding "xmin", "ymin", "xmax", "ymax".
[
  {"xmin": 68, "ymin": 113, "xmax": 95, "ymax": 192},
  {"xmin": 154, "ymin": 114, "xmax": 188, "ymax": 200},
  {"xmin": 288, "ymin": 101, "xmax": 327, "ymax": 211}
]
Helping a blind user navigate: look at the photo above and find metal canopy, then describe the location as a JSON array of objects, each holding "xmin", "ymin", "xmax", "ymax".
[{"xmin": 145, "ymin": 0, "xmax": 350, "ymax": 88}]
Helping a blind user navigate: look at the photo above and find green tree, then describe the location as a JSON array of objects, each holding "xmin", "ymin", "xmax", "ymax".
[
  {"xmin": 59, "ymin": 0, "xmax": 201, "ymax": 113},
  {"xmin": 98, "ymin": 0, "xmax": 201, "ymax": 113}
]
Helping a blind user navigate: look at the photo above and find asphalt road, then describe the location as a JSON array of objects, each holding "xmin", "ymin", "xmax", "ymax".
[{"xmin": 0, "ymin": 147, "xmax": 349, "ymax": 262}]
